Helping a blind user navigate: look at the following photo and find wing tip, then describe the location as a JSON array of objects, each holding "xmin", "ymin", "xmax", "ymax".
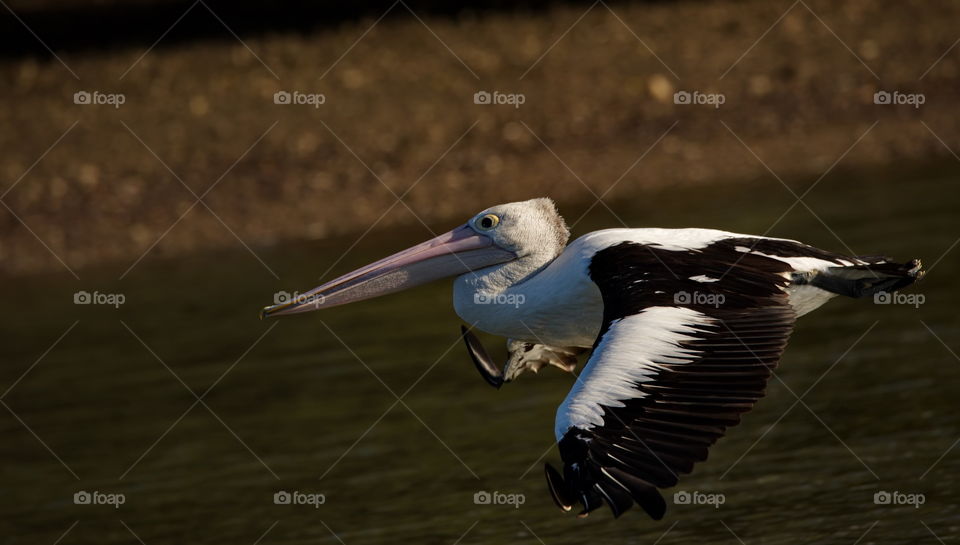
[{"xmin": 546, "ymin": 452, "xmax": 669, "ymax": 519}]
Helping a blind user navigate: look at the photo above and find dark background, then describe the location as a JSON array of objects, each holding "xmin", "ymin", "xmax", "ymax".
[{"xmin": 2, "ymin": 1, "xmax": 958, "ymax": 544}]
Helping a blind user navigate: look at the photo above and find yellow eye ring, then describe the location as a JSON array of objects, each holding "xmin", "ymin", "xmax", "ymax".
[{"xmin": 477, "ymin": 214, "xmax": 500, "ymax": 230}]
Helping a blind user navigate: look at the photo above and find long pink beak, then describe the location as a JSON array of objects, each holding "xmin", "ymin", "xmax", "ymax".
[{"xmin": 261, "ymin": 224, "xmax": 516, "ymax": 318}]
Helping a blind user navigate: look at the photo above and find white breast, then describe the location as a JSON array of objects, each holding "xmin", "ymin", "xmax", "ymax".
[{"xmin": 453, "ymin": 238, "xmax": 604, "ymax": 347}]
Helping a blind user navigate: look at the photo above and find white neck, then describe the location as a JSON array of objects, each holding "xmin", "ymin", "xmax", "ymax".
[{"xmin": 452, "ymin": 245, "xmax": 603, "ymax": 347}]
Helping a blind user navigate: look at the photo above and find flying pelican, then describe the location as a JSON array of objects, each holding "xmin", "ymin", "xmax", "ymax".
[{"xmin": 261, "ymin": 198, "xmax": 923, "ymax": 519}]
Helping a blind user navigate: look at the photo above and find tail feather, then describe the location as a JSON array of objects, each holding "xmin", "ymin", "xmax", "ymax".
[{"xmin": 801, "ymin": 258, "xmax": 924, "ymax": 298}]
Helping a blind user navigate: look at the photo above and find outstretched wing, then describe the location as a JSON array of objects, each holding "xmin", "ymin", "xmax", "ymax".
[{"xmin": 546, "ymin": 238, "xmax": 798, "ymax": 519}]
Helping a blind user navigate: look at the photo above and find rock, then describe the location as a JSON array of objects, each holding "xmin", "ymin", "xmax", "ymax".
[{"xmin": 647, "ymin": 74, "xmax": 674, "ymax": 104}]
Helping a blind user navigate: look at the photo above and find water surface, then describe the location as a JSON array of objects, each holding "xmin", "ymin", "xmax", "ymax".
[{"xmin": 2, "ymin": 165, "xmax": 958, "ymax": 544}]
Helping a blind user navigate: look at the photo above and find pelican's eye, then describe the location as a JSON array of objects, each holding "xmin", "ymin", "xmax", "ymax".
[{"xmin": 476, "ymin": 214, "xmax": 500, "ymax": 230}]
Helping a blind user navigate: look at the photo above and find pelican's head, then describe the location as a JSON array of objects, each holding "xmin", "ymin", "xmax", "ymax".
[
  {"xmin": 466, "ymin": 198, "xmax": 569, "ymax": 261},
  {"xmin": 261, "ymin": 198, "xmax": 568, "ymax": 318}
]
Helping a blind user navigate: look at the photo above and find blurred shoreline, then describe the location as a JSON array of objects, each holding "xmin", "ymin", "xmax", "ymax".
[{"xmin": 2, "ymin": 0, "xmax": 958, "ymax": 276}]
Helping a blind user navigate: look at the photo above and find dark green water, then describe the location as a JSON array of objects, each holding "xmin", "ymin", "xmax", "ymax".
[{"xmin": 2, "ymin": 165, "xmax": 958, "ymax": 544}]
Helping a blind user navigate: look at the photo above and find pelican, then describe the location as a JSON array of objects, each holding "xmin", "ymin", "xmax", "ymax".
[{"xmin": 261, "ymin": 198, "xmax": 923, "ymax": 519}]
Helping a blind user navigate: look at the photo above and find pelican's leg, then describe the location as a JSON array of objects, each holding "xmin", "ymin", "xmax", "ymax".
[{"xmin": 502, "ymin": 341, "xmax": 586, "ymax": 382}]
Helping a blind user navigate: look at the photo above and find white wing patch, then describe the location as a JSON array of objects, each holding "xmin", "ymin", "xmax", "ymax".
[
  {"xmin": 747, "ymin": 250, "xmax": 854, "ymax": 272},
  {"xmin": 575, "ymin": 229, "xmax": 852, "ymax": 273},
  {"xmin": 554, "ymin": 307, "xmax": 716, "ymax": 440},
  {"xmin": 577, "ymin": 228, "xmax": 732, "ymax": 253}
]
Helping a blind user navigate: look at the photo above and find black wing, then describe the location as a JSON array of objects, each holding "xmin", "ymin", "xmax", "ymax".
[{"xmin": 546, "ymin": 239, "xmax": 798, "ymax": 519}]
